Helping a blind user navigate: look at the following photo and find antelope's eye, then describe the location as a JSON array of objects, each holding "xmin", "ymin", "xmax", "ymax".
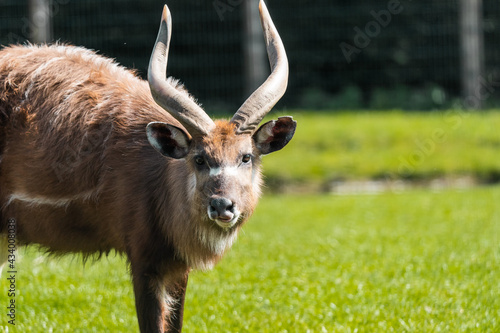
[
  {"xmin": 195, "ymin": 156, "xmax": 205, "ymax": 166},
  {"xmin": 242, "ymin": 154, "xmax": 252, "ymax": 164}
]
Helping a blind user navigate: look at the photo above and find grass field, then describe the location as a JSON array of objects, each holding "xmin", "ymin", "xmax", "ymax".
[
  {"xmin": 1, "ymin": 186, "xmax": 499, "ymax": 332},
  {"xmin": 1, "ymin": 110, "xmax": 499, "ymax": 332},
  {"xmin": 262, "ymin": 110, "xmax": 500, "ymax": 184}
]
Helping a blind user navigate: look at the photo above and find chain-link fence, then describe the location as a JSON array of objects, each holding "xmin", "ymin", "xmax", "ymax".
[{"xmin": 1, "ymin": 0, "xmax": 499, "ymax": 112}]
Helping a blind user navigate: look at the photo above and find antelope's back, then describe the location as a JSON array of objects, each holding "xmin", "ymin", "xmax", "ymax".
[{"xmin": 0, "ymin": 44, "xmax": 172, "ymax": 219}]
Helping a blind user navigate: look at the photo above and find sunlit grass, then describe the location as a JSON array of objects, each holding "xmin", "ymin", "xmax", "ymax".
[
  {"xmin": 1, "ymin": 186, "xmax": 498, "ymax": 332},
  {"xmin": 263, "ymin": 110, "xmax": 500, "ymax": 182},
  {"xmin": 1, "ymin": 250, "xmax": 136, "ymax": 332},
  {"xmin": 185, "ymin": 186, "xmax": 500, "ymax": 332}
]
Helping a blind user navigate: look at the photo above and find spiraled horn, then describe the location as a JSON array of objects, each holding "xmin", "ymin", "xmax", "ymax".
[
  {"xmin": 230, "ymin": 0, "xmax": 289, "ymax": 135},
  {"xmin": 148, "ymin": 5, "xmax": 215, "ymax": 137}
]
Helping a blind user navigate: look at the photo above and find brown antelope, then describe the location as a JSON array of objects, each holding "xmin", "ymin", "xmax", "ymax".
[{"xmin": 0, "ymin": 1, "xmax": 295, "ymax": 332}]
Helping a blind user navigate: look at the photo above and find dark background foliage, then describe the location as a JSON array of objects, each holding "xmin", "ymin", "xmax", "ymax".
[{"xmin": 1, "ymin": 0, "xmax": 499, "ymax": 111}]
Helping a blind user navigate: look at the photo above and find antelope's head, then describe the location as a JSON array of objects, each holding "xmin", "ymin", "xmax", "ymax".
[{"xmin": 146, "ymin": 1, "xmax": 296, "ymax": 230}]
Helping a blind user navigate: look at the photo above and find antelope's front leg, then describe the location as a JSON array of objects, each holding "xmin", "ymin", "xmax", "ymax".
[
  {"xmin": 131, "ymin": 261, "xmax": 189, "ymax": 333},
  {"xmin": 165, "ymin": 273, "xmax": 188, "ymax": 332}
]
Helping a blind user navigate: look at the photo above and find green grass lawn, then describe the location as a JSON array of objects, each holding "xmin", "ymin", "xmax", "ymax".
[
  {"xmin": 262, "ymin": 110, "xmax": 500, "ymax": 183},
  {"xmin": 2, "ymin": 186, "xmax": 499, "ymax": 332}
]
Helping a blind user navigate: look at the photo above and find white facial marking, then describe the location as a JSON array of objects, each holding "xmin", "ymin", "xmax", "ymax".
[
  {"xmin": 209, "ymin": 167, "xmax": 222, "ymax": 177},
  {"xmin": 209, "ymin": 165, "xmax": 242, "ymax": 178},
  {"xmin": 223, "ymin": 166, "xmax": 239, "ymax": 177}
]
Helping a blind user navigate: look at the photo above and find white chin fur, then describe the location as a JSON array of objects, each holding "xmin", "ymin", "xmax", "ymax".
[{"xmin": 200, "ymin": 220, "xmax": 238, "ymax": 252}]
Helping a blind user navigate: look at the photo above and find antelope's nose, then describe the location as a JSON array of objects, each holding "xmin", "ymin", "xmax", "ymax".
[{"xmin": 208, "ymin": 196, "xmax": 235, "ymax": 222}]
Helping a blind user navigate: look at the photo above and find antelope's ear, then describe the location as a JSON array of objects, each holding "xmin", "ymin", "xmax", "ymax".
[
  {"xmin": 146, "ymin": 122, "xmax": 191, "ymax": 159},
  {"xmin": 253, "ymin": 116, "xmax": 296, "ymax": 155}
]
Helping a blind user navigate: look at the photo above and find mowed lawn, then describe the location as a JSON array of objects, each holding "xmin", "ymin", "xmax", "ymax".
[
  {"xmin": 1, "ymin": 185, "xmax": 498, "ymax": 332},
  {"xmin": 262, "ymin": 110, "xmax": 500, "ymax": 183}
]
